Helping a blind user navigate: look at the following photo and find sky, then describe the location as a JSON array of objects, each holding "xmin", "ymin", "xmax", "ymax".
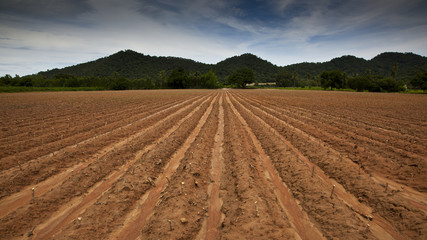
[{"xmin": 0, "ymin": 0, "xmax": 426, "ymax": 76}]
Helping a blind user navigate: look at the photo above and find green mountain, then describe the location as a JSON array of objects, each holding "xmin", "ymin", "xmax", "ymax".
[
  {"xmin": 38, "ymin": 50, "xmax": 212, "ymax": 80},
  {"xmin": 38, "ymin": 50, "xmax": 280, "ymax": 83},
  {"xmin": 214, "ymin": 53, "xmax": 280, "ymax": 82},
  {"xmin": 37, "ymin": 50, "xmax": 427, "ymax": 84},
  {"xmin": 283, "ymin": 52, "xmax": 427, "ymax": 82}
]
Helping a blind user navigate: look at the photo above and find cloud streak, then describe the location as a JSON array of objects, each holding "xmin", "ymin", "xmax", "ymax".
[{"xmin": 0, "ymin": 0, "xmax": 426, "ymax": 76}]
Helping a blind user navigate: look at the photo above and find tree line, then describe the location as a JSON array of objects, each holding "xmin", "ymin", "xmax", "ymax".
[
  {"xmin": 1, "ymin": 67, "xmax": 425, "ymax": 92},
  {"xmin": 275, "ymin": 70, "xmax": 427, "ymax": 92},
  {"xmin": 0, "ymin": 68, "xmax": 220, "ymax": 90}
]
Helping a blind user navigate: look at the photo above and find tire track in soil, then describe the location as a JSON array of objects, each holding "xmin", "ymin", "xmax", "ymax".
[
  {"xmin": 0, "ymin": 96, "xmax": 206, "ymax": 218},
  {"xmin": 111, "ymin": 94, "xmax": 218, "ymax": 240},
  {"xmin": 225, "ymin": 92, "xmax": 325, "ymax": 240},
  {"xmin": 236, "ymin": 92, "xmax": 427, "ymax": 208},
  {"xmin": 30, "ymin": 94, "xmax": 216, "ymax": 240},
  {"xmin": 231, "ymin": 93, "xmax": 405, "ymax": 240}
]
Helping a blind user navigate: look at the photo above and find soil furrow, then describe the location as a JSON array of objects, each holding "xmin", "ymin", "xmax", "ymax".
[
  {"xmin": 111, "ymin": 94, "xmax": 218, "ymax": 240},
  {"xmin": 0, "ymin": 95, "xmax": 202, "ymax": 199},
  {"xmin": 232, "ymin": 93, "xmax": 406, "ymax": 240},
  {"xmin": 0, "ymin": 95, "xmax": 207, "ymax": 219},
  {"xmin": 139, "ymin": 94, "xmax": 220, "ymax": 240},
  {"xmin": 1, "ymin": 89, "xmax": 425, "ymax": 240},
  {"xmin": 218, "ymin": 93, "xmax": 298, "ymax": 239},
  {"xmin": 234, "ymin": 91, "xmax": 426, "ymax": 239},
  {"xmin": 0, "ymin": 96, "xmax": 158, "ymax": 152},
  {"xmin": 0, "ymin": 97, "xmax": 190, "ymax": 169},
  {"xmin": 226, "ymin": 92, "xmax": 325, "ymax": 240},
  {"xmin": 0, "ymin": 94, "xmax": 214, "ymax": 239},
  {"xmin": 248, "ymin": 90, "xmax": 426, "ymax": 138},
  {"xmin": 205, "ymin": 94, "xmax": 225, "ymax": 240},
  {"xmin": 240, "ymin": 92, "xmax": 426, "ymax": 159},
  {"xmin": 235, "ymin": 93, "xmax": 427, "ymax": 200}
]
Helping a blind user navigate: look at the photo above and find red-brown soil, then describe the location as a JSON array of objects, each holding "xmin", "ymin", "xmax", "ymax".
[{"xmin": 0, "ymin": 89, "xmax": 425, "ymax": 240}]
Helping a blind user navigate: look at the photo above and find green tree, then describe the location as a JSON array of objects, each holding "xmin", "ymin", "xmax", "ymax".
[
  {"xmin": 109, "ymin": 72, "xmax": 130, "ymax": 90},
  {"xmin": 228, "ymin": 67, "xmax": 254, "ymax": 88},
  {"xmin": 188, "ymin": 71, "xmax": 201, "ymax": 88},
  {"xmin": 200, "ymin": 69, "xmax": 218, "ymax": 89},
  {"xmin": 411, "ymin": 71, "xmax": 427, "ymax": 90},
  {"xmin": 376, "ymin": 78, "xmax": 403, "ymax": 92},
  {"xmin": 320, "ymin": 70, "xmax": 344, "ymax": 90},
  {"xmin": 276, "ymin": 70, "xmax": 293, "ymax": 87},
  {"xmin": 167, "ymin": 68, "xmax": 187, "ymax": 89},
  {"xmin": 0, "ymin": 74, "xmax": 13, "ymax": 86}
]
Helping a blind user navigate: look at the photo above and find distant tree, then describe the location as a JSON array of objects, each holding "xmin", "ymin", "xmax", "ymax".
[
  {"xmin": 410, "ymin": 71, "xmax": 427, "ymax": 90},
  {"xmin": 188, "ymin": 71, "xmax": 201, "ymax": 88},
  {"xmin": 0, "ymin": 74, "xmax": 13, "ymax": 86},
  {"xmin": 376, "ymin": 77, "xmax": 404, "ymax": 92},
  {"xmin": 320, "ymin": 70, "xmax": 344, "ymax": 90},
  {"xmin": 228, "ymin": 67, "xmax": 254, "ymax": 88},
  {"xmin": 200, "ymin": 69, "xmax": 218, "ymax": 89},
  {"xmin": 348, "ymin": 76, "xmax": 370, "ymax": 91},
  {"xmin": 276, "ymin": 70, "xmax": 293, "ymax": 87},
  {"xmin": 167, "ymin": 68, "xmax": 187, "ymax": 89},
  {"xmin": 391, "ymin": 63, "xmax": 399, "ymax": 80},
  {"xmin": 108, "ymin": 72, "xmax": 130, "ymax": 90},
  {"xmin": 18, "ymin": 76, "xmax": 34, "ymax": 87},
  {"xmin": 157, "ymin": 70, "xmax": 167, "ymax": 88},
  {"xmin": 144, "ymin": 77, "xmax": 154, "ymax": 89}
]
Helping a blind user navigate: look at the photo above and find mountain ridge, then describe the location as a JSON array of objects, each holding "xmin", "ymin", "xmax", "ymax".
[{"xmin": 37, "ymin": 50, "xmax": 427, "ymax": 83}]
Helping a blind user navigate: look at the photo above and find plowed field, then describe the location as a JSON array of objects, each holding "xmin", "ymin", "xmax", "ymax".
[{"xmin": 0, "ymin": 89, "xmax": 425, "ymax": 240}]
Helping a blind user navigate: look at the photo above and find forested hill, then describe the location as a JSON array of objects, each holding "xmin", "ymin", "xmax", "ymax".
[
  {"xmin": 38, "ymin": 50, "xmax": 213, "ymax": 80},
  {"xmin": 38, "ymin": 50, "xmax": 280, "ymax": 82},
  {"xmin": 36, "ymin": 50, "xmax": 426, "ymax": 83},
  {"xmin": 283, "ymin": 52, "xmax": 427, "ymax": 82},
  {"xmin": 213, "ymin": 53, "xmax": 280, "ymax": 82}
]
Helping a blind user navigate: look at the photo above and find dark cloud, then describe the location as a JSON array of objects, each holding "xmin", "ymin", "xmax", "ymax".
[
  {"xmin": 0, "ymin": 0, "xmax": 426, "ymax": 76},
  {"xmin": 0, "ymin": 0, "xmax": 93, "ymax": 20}
]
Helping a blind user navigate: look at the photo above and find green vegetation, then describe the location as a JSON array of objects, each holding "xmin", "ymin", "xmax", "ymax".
[
  {"xmin": 227, "ymin": 67, "xmax": 255, "ymax": 88},
  {"xmin": 1, "ymin": 50, "xmax": 426, "ymax": 92}
]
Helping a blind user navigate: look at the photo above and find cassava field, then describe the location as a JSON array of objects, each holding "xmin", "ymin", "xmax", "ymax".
[{"xmin": 0, "ymin": 89, "xmax": 425, "ymax": 240}]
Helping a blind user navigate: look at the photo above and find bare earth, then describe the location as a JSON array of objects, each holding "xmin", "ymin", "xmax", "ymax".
[{"xmin": 0, "ymin": 89, "xmax": 425, "ymax": 240}]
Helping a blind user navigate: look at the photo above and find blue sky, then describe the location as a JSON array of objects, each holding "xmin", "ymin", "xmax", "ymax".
[{"xmin": 0, "ymin": 0, "xmax": 426, "ymax": 76}]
